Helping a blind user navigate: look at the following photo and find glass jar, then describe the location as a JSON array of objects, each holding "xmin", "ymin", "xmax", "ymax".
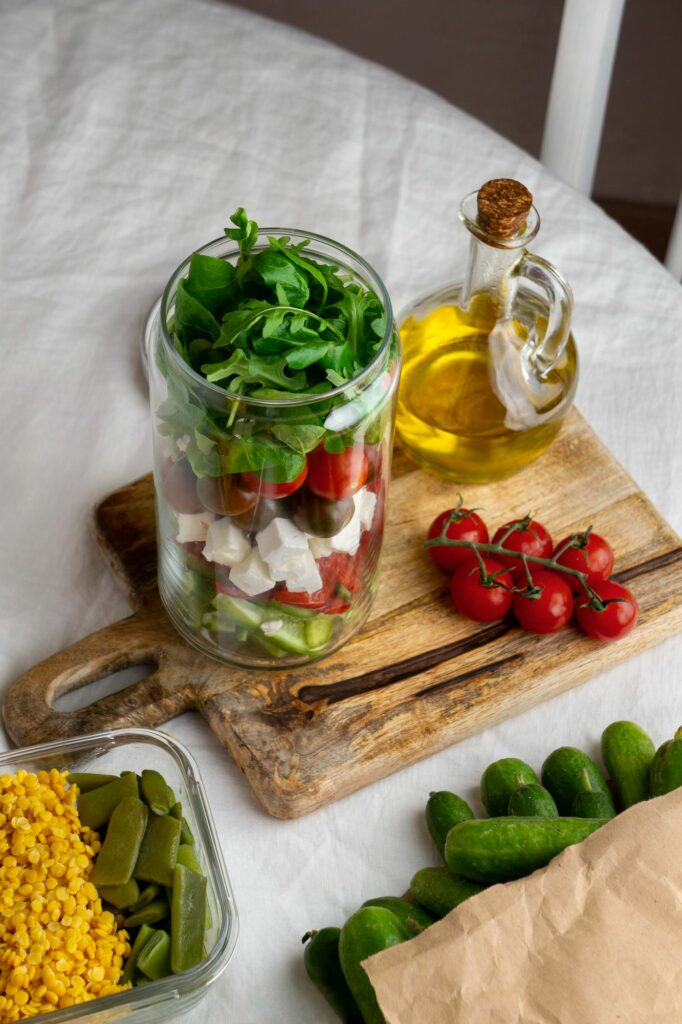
[
  {"xmin": 397, "ymin": 179, "xmax": 578, "ymax": 483},
  {"xmin": 147, "ymin": 230, "xmax": 399, "ymax": 668}
]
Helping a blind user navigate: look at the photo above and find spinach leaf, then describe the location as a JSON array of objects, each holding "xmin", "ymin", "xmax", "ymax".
[
  {"xmin": 224, "ymin": 436, "xmax": 306, "ymax": 481},
  {"xmin": 185, "ymin": 253, "xmax": 237, "ymax": 316},
  {"xmin": 254, "ymin": 250, "xmax": 309, "ymax": 308},
  {"xmin": 174, "ymin": 280, "xmax": 221, "ymax": 342},
  {"xmin": 271, "ymin": 423, "xmax": 326, "ymax": 453}
]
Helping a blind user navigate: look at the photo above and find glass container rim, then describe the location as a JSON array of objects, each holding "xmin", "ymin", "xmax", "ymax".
[
  {"xmin": 0, "ymin": 726, "xmax": 239, "ymax": 1023},
  {"xmin": 459, "ymin": 189, "xmax": 541, "ymax": 249},
  {"xmin": 159, "ymin": 227, "xmax": 395, "ymax": 408}
]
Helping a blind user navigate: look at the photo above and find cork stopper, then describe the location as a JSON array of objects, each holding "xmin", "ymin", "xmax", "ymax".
[{"xmin": 477, "ymin": 178, "xmax": 533, "ymax": 238}]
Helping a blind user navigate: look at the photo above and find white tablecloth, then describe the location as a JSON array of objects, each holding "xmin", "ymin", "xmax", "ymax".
[{"xmin": 2, "ymin": 1, "xmax": 682, "ymax": 1020}]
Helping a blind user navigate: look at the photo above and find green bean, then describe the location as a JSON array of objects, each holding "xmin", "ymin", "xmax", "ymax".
[
  {"xmin": 91, "ymin": 797, "xmax": 148, "ymax": 887},
  {"xmin": 121, "ymin": 924, "xmax": 157, "ymax": 985},
  {"xmin": 176, "ymin": 844, "xmax": 202, "ymax": 875},
  {"xmin": 98, "ymin": 879, "xmax": 140, "ymax": 909},
  {"xmin": 170, "ymin": 801, "xmax": 195, "ymax": 847},
  {"xmin": 134, "ymin": 814, "xmax": 181, "ymax": 888},
  {"xmin": 171, "ymin": 863, "xmax": 207, "ymax": 973},
  {"xmin": 138, "ymin": 929, "xmax": 172, "ymax": 980},
  {"xmin": 140, "ymin": 769, "xmax": 172, "ymax": 816},
  {"xmin": 126, "ymin": 883, "xmax": 162, "ymax": 914},
  {"xmin": 67, "ymin": 772, "xmax": 118, "ymax": 792},
  {"xmin": 78, "ymin": 772, "xmax": 138, "ymax": 831},
  {"xmin": 123, "ymin": 896, "xmax": 170, "ymax": 929}
]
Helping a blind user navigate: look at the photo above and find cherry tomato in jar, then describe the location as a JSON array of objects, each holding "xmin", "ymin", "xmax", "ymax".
[
  {"xmin": 492, "ymin": 519, "xmax": 553, "ymax": 580},
  {"xmin": 512, "ymin": 570, "xmax": 573, "ymax": 634},
  {"xmin": 575, "ymin": 580, "xmax": 639, "ymax": 642},
  {"xmin": 241, "ymin": 464, "xmax": 308, "ymax": 500},
  {"xmin": 427, "ymin": 508, "xmax": 490, "ymax": 573},
  {"xmin": 162, "ymin": 458, "xmax": 203, "ymax": 514},
  {"xmin": 307, "ymin": 445, "xmax": 369, "ymax": 501},
  {"xmin": 450, "ymin": 558, "xmax": 513, "ymax": 623},
  {"xmin": 273, "ymin": 587, "xmax": 331, "ymax": 611},
  {"xmin": 553, "ymin": 532, "xmax": 614, "ymax": 592},
  {"xmin": 364, "ymin": 443, "xmax": 382, "ymax": 484},
  {"xmin": 196, "ymin": 474, "xmax": 257, "ymax": 516},
  {"xmin": 292, "ymin": 490, "xmax": 355, "ymax": 538}
]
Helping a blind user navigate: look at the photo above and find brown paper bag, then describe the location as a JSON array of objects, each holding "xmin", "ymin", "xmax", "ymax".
[{"xmin": 365, "ymin": 788, "xmax": 682, "ymax": 1023}]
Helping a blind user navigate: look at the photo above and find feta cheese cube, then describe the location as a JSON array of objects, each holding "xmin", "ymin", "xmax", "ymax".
[
  {"xmin": 202, "ymin": 518, "xmax": 251, "ymax": 567},
  {"xmin": 176, "ymin": 511, "xmax": 216, "ymax": 544},
  {"xmin": 309, "ymin": 536, "xmax": 334, "ymax": 559},
  {"xmin": 328, "ymin": 512, "xmax": 361, "ymax": 555},
  {"xmin": 260, "ymin": 618, "xmax": 284, "ymax": 636},
  {"xmin": 256, "ymin": 517, "xmax": 309, "ymax": 567},
  {"xmin": 228, "ymin": 549, "xmax": 275, "ymax": 597},
  {"xmin": 283, "ymin": 550, "xmax": 323, "ymax": 594},
  {"xmin": 354, "ymin": 487, "xmax": 377, "ymax": 531}
]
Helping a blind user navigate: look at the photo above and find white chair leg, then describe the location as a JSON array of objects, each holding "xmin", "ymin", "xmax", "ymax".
[
  {"xmin": 665, "ymin": 194, "xmax": 682, "ymax": 280},
  {"xmin": 541, "ymin": 0, "xmax": 626, "ymax": 195}
]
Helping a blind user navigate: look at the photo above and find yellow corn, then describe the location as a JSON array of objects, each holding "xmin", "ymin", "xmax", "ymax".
[{"xmin": 0, "ymin": 769, "xmax": 131, "ymax": 1020}]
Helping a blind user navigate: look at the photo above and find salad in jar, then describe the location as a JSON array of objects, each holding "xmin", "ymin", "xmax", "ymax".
[{"xmin": 148, "ymin": 209, "xmax": 399, "ymax": 667}]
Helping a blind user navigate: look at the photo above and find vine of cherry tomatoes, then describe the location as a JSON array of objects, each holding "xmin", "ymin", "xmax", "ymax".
[{"xmin": 426, "ymin": 503, "xmax": 639, "ymax": 643}]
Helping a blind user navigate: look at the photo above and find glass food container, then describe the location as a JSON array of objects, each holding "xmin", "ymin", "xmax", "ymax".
[
  {"xmin": 0, "ymin": 727, "xmax": 237, "ymax": 1024},
  {"xmin": 397, "ymin": 178, "xmax": 578, "ymax": 483},
  {"xmin": 147, "ymin": 227, "xmax": 400, "ymax": 668}
]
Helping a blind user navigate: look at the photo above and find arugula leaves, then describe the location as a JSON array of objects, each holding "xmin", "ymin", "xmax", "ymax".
[{"xmin": 160, "ymin": 208, "xmax": 391, "ymax": 480}]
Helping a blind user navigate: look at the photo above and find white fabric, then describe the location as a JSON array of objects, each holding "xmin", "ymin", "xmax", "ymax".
[{"xmin": 2, "ymin": 1, "xmax": 682, "ymax": 1021}]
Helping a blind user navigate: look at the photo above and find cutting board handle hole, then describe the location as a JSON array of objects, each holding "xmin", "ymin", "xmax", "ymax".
[{"xmin": 52, "ymin": 663, "xmax": 156, "ymax": 712}]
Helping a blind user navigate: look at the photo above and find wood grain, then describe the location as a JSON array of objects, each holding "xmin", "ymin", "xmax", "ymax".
[{"xmin": 4, "ymin": 410, "xmax": 682, "ymax": 818}]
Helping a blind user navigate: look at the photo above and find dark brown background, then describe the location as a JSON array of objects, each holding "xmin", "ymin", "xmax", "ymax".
[{"xmin": 228, "ymin": 0, "xmax": 682, "ymax": 260}]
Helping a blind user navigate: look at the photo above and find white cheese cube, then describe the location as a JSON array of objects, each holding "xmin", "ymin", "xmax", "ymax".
[
  {"xmin": 228, "ymin": 549, "xmax": 275, "ymax": 596},
  {"xmin": 176, "ymin": 511, "xmax": 216, "ymax": 544},
  {"xmin": 283, "ymin": 550, "xmax": 323, "ymax": 594},
  {"xmin": 328, "ymin": 512, "xmax": 361, "ymax": 555},
  {"xmin": 260, "ymin": 618, "xmax": 284, "ymax": 636},
  {"xmin": 309, "ymin": 536, "xmax": 334, "ymax": 559},
  {"xmin": 354, "ymin": 487, "xmax": 377, "ymax": 532},
  {"xmin": 256, "ymin": 517, "xmax": 309, "ymax": 567},
  {"xmin": 202, "ymin": 518, "xmax": 251, "ymax": 567}
]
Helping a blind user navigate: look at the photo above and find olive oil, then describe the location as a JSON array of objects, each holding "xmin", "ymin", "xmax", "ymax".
[
  {"xmin": 397, "ymin": 292, "xmax": 578, "ymax": 483},
  {"xmin": 396, "ymin": 178, "xmax": 578, "ymax": 483}
]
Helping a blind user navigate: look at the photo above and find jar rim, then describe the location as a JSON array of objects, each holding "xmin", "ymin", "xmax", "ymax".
[{"xmin": 159, "ymin": 228, "xmax": 395, "ymax": 408}]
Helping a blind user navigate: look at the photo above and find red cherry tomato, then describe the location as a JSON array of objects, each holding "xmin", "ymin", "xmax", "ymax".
[
  {"xmin": 492, "ymin": 519, "xmax": 553, "ymax": 580},
  {"xmin": 450, "ymin": 558, "xmax": 513, "ymax": 623},
  {"xmin": 307, "ymin": 446, "xmax": 369, "ymax": 500},
  {"xmin": 274, "ymin": 587, "xmax": 329, "ymax": 610},
  {"xmin": 427, "ymin": 508, "xmax": 490, "ymax": 573},
  {"xmin": 553, "ymin": 532, "xmax": 614, "ymax": 592},
  {"xmin": 241, "ymin": 463, "xmax": 308, "ymax": 499},
  {"xmin": 274, "ymin": 552, "xmax": 359, "ymax": 613},
  {"xmin": 575, "ymin": 580, "xmax": 639, "ymax": 642},
  {"xmin": 512, "ymin": 570, "xmax": 574, "ymax": 634}
]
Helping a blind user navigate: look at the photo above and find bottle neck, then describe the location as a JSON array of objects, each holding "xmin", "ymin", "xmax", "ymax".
[{"xmin": 460, "ymin": 234, "xmax": 522, "ymax": 311}]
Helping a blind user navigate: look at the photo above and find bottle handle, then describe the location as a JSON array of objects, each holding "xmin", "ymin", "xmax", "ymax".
[{"xmin": 510, "ymin": 252, "xmax": 574, "ymax": 377}]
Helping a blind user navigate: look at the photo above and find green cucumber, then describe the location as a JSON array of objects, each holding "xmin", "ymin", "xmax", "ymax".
[
  {"xmin": 302, "ymin": 927, "xmax": 363, "ymax": 1024},
  {"xmin": 541, "ymin": 747, "xmax": 615, "ymax": 816},
  {"xmin": 338, "ymin": 907, "xmax": 408, "ymax": 1024},
  {"xmin": 480, "ymin": 758, "xmax": 538, "ymax": 816},
  {"xmin": 571, "ymin": 790, "xmax": 616, "ymax": 819},
  {"xmin": 425, "ymin": 791, "xmax": 475, "ymax": 859},
  {"xmin": 305, "ymin": 614, "xmax": 335, "ymax": 650},
  {"xmin": 361, "ymin": 897, "xmax": 436, "ymax": 936},
  {"xmin": 444, "ymin": 816, "xmax": 607, "ymax": 883},
  {"xmin": 214, "ymin": 593, "xmax": 267, "ymax": 629},
  {"xmin": 649, "ymin": 732, "xmax": 682, "ymax": 796},
  {"xmin": 508, "ymin": 783, "xmax": 558, "ymax": 818},
  {"xmin": 409, "ymin": 867, "xmax": 485, "ymax": 917},
  {"xmin": 601, "ymin": 721, "xmax": 655, "ymax": 809}
]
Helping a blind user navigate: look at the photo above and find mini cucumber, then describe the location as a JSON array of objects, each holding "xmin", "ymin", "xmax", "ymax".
[
  {"xmin": 571, "ymin": 790, "xmax": 616, "ymax": 818},
  {"xmin": 649, "ymin": 732, "xmax": 682, "ymax": 796},
  {"xmin": 338, "ymin": 908, "xmax": 408, "ymax": 1024},
  {"xmin": 361, "ymin": 896, "xmax": 436, "ymax": 936},
  {"xmin": 508, "ymin": 783, "xmax": 558, "ymax": 818},
  {"xmin": 302, "ymin": 928, "xmax": 363, "ymax": 1024},
  {"xmin": 541, "ymin": 747, "xmax": 615, "ymax": 816},
  {"xmin": 410, "ymin": 867, "xmax": 485, "ymax": 917},
  {"xmin": 480, "ymin": 758, "xmax": 538, "ymax": 816},
  {"xmin": 444, "ymin": 816, "xmax": 607, "ymax": 883},
  {"xmin": 425, "ymin": 791, "xmax": 475, "ymax": 858},
  {"xmin": 601, "ymin": 721, "xmax": 655, "ymax": 809}
]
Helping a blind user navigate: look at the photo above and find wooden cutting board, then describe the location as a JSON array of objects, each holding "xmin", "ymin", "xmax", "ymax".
[{"xmin": 4, "ymin": 410, "xmax": 682, "ymax": 818}]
